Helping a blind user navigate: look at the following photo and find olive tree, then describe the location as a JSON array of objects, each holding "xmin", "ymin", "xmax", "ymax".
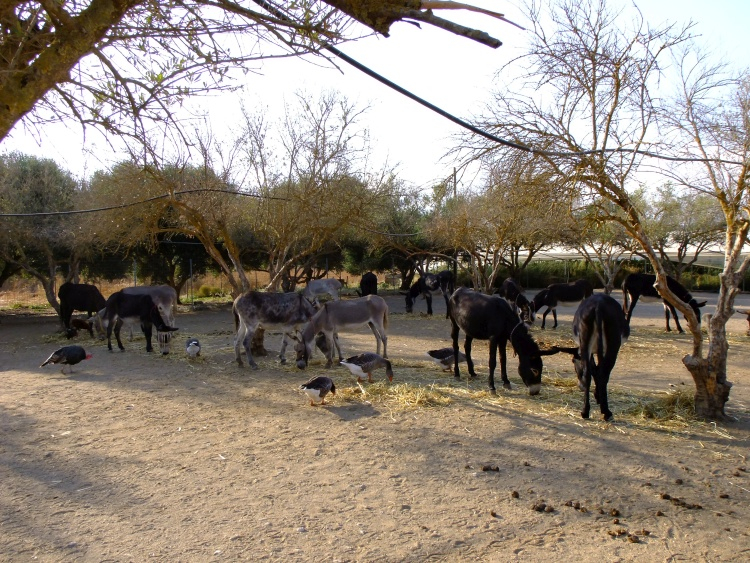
[
  {"xmin": 0, "ymin": 152, "xmax": 82, "ymax": 313},
  {"xmin": 641, "ymin": 184, "xmax": 726, "ymax": 280}
]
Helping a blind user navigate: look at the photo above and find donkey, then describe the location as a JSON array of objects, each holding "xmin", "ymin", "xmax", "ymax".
[
  {"xmin": 295, "ymin": 295, "xmax": 389, "ymax": 369},
  {"xmin": 103, "ymin": 291, "xmax": 178, "ymax": 354},
  {"xmin": 498, "ymin": 277, "xmax": 533, "ymax": 324},
  {"xmin": 556, "ymin": 293, "xmax": 630, "ymax": 421},
  {"xmin": 622, "ymin": 273, "xmax": 706, "ymax": 333},
  {"xmin": 233, "ymin": 291, "xmax": 317, "ymax": 368},
  {"xmin": 402, "ymin": 270, "xmax": 455, "ymax": 318},
  {"xmin": 302, "ymin": 278, "xmax": 342, "ymax": 305},
  {"xmin": 530, "ymin": 279, "xmax": 594, "ymax": 329},
  {"xmin": 448, "ymin": 287, "xmax": 559, "ymax": 395},
  {"xmin": 356, "ymin": 272, "xmax": 378, "ymax": 297}
]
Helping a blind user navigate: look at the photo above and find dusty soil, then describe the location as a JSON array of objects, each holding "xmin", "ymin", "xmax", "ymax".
[{"xmin": 2, "ymin": 292, "xmax": 750, "ymax": 562}]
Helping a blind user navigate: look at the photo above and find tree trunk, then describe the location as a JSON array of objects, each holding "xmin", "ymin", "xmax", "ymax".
[
  {"xmin": 251, "ymin": 328, "xmax": 267, "ymax": 356},
  {"xmin": 683, "ymin": 354, "xmax": 732, "ymax": 420}
]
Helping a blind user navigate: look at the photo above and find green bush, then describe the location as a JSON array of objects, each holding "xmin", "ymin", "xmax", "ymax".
[{"xmin": 197, "ymin": 285, "xmax": 225, "ymax": 298}]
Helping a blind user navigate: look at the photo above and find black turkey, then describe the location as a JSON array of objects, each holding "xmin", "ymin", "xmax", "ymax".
[{"xmin": 40, "ymin": 345, "xmax": 92, "ymax": 374}]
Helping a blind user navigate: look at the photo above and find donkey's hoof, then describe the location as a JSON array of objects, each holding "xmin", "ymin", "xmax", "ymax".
[
  {"xmin": 503, "ymin": 382, "xmax": 512, "ymax": 391},
  {"xmin": 489, "ymin": 388, "xmax": 497, "ymax": 396}
]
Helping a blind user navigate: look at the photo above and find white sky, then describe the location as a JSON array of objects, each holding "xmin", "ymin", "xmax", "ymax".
[{"xmin": 3, "ymin": 1, "xmax": 749, "ymax": 190}]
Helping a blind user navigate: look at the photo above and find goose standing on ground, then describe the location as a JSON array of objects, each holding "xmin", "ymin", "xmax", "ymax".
[
  {"xmin": 426, "ymin": 348, "xmax": 467, "ymax": 371},
  {"xmin": 340, "ymin": 353, "xmax": 394, "ymax": 383},
  {"xmin": 300, "ymin": 376, "xmax": 336, "ymax": 406},
  {"xmin": 40, "ymin": 345, "xmax": 92, "ymax": 374},
  {"xmin": 186, "ymin": 338, "xmax": 201, "ymax": 358}
]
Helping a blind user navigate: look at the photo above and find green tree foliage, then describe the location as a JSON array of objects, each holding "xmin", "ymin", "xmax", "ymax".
[
  {"xmin": 84, "ymin": 160, "xmax": 252, "ymax": 296},
  {"xmin": 641, "ymin": 184, "xmax": 725, "ymax": 280},
  {"xmin": 0, "ymin": 152, "xmax": 80, "ymax": 313}
]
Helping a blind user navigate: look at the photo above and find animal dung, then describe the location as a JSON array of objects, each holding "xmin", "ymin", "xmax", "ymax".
[
  {"xmin": 531, "ymin": 501, "xmax": 552, "ymax": 513},
  {"xmin": 511, "ymin": 491, "xmax": 520, "ymax": 499}
]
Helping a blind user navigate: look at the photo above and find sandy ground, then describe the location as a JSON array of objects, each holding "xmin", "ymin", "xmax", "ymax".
[{"xmin": 2, "ymin": 291, "xmax": 750, "ymax": 562}]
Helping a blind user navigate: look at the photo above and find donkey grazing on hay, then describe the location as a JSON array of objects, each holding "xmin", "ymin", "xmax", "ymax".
[
  {"xmin": 403, "ymin": 270, "xmax": 455, "ymax": 318},
  {"xmin": 556, "ymin": 293, "xmax": 630, "ymax": 421},
  {"xmin": 448, "ymin": 287, "xmax": 559, "ymax": 395},
  {"xmin": 233, "ymin": 291, "xmax": 317, "ymax": 368},
  {"xmin": 295, "ymin": 295, "xmax": 389, "ymax": 369}
]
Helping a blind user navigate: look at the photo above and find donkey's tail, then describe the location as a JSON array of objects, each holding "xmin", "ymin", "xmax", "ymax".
[{"xmin": 621, "ymin": 283, "xmax": 630, "ymax": 315}]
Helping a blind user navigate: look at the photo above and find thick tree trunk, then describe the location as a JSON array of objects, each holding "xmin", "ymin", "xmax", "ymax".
[
  {"xmin": 251, "ymin": 328, "xmax": 267, "ymax": 357},
  {"xmin": 683, "ymin": 354, "xmax": 732, "ymax": 420}
]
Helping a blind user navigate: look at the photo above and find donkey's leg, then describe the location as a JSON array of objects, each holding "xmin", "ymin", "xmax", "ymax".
[
  {"xmin": 367, "ymin": 320, "xmax": 387, "ymax": 358},
  {"xmin": 241, "ymin": 321, "xmax": 260, "ymax": 369},
  {"xmin": 488, "ymin": 337, "xmax": 499, "ymax": 394},
  {"xmin": 464, "ymin": 336, "xmax": 476, "ymax": 379},
  {"xmin": 278, "ymin": 332, "xmax": 289, "ymax": 364},
  {"xmin": 327, "ymin": 331, "xmax": 340, "ymax": 367},
  {"xmin": 234, "ymin": 318, "xmax": 246, "ymax": 366},
  {"xmin": 451, "ymin": 320, "xmax": 462, "ymax": 380},
  {"xmin": 666, "ymin": 303, "xmax": 684, "ymax": 333}
]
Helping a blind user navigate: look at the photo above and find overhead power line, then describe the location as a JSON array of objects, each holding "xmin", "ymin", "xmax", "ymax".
[{"xmin": 252, "ymin": 0, "xmax": 743, "ymax": 166}]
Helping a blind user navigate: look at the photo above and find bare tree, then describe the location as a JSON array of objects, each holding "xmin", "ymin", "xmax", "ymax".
[
  {"xmin": 1, "ymin": 1, "xmax": 515, "ymax": 144},
  {"xmin": 237, "ymin": 91, "xmax": 395, "ymax": 290},
  {"xmin": 659, "ymin": 50, "xmax": 750, "ymax": 419},
  {"xmin": 562, "ymin": 201, "xmax": 632, "ymax": 293},
  {"xmin": 460, "ymin": 1, "xmax": 745, "ymax": 417}
]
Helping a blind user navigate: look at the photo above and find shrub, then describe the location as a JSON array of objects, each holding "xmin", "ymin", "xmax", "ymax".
[{"xmin": 197, "ymin": 285, "xmax": 225, "ymax": 298}]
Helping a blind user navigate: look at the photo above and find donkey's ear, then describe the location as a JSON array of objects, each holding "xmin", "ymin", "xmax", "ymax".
[{"xmin": 399, "ymin": 291, "xmax": 408, "ymax": 296}]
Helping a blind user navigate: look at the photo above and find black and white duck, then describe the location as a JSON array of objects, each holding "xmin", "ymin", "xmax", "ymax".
[
  {"xmin": 426, "ymin": 348, "xmax": 467, "ymax": 371},
  {"xmin": 186, "ymin": 338, "xmax": 201, "ymax": 358},
  {"xmin": 300, "ymin": 376, "xmax": 336, "ymax": 406},
  {"xmin": 340, "ymin": 352, "xmax": 394, "ymax": 383}
]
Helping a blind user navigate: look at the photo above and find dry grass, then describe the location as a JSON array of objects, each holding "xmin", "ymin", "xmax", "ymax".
[{"xmin": 325, "ymin": 356, "xmax": 724, "ymax": 435}]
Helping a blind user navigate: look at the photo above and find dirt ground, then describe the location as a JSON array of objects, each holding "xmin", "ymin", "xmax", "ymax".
[{"xmin": 2, "ymin": 292, "xmax": 750, "ymax": 562}]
